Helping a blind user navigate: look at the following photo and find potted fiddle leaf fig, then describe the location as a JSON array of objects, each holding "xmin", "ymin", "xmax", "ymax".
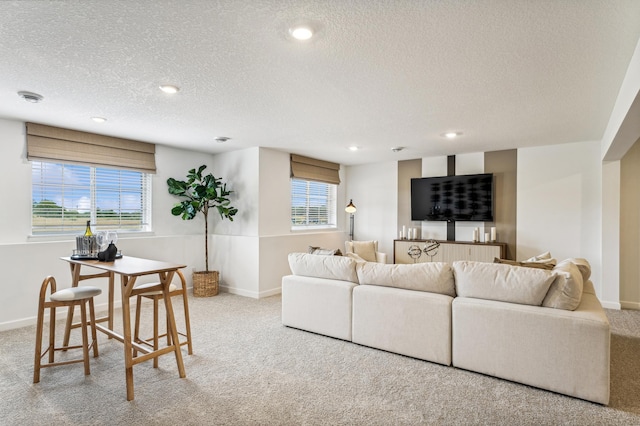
[{"xmin": 167, "ymin": 165, "xmax": 238, "ymax": 296}]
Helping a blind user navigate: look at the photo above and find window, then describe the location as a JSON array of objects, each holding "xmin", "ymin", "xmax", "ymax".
[
  {"xmin": 31, "ymin": 161, "xmax": 152, "ymax": 235},
  {"xmin": 291, "ymin": 178, "xmax": 337, "ymax": 229}
]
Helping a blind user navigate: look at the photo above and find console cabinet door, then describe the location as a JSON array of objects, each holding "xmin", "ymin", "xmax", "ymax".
[{"xmin": 394, "ymin": 240, "xmax": 504, "ymax": 264}]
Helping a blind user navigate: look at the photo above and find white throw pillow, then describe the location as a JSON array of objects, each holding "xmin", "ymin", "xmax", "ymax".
[
  {"xmin": 288, "ymin": 253, "xmax": 358, "ymax": 283},
  {"xmin": 542, "ymin": 259, "xmax": 584, "ymax": 310},
  {"xmin": 525, "ymin": 251, "xmax": 557, "ymax": 266},
  {"xmin": 453, "ymin": 261, "xmax": 556, "ymax": 306},
  {"xmin": 356, "ymin": 262, "xmax": 456, "ymax": 297}
]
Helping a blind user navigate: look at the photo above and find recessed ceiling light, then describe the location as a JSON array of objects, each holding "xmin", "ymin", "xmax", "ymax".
[
  {"xmin": 348, "ymin": 146, "xmax": 360, "ymax": 151},
  {"xmin": 214, "ymin": 136, "xmax": 230, "ymax": 143},
  {"xmin": 18, "ymin": 91, "xmax": 44, "ymax": 103},
  {"xmin": 159, "ymin": 84, "xmax": 180, "ymax": 94},
  {"xmin": 443, "ymin": 132, "xmax": 462, "ymax": 139},
  {"xmin": 290, "ymin": 26, "xmax": 313, "ymax": 40},
  {"xmin": 91, "ymin": 117, "xmax": 107, "ymax": 123}
]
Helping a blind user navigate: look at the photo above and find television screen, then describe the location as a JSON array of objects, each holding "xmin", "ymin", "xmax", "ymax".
[{"xmin": 411, "ymin": 173, "xmax": 494, "ymax": 222}]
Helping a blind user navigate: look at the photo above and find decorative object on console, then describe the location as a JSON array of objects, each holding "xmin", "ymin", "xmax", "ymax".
[
  {"xmin": 423, "ymin": 240, "xmax": 440, "ymax": 261},
  {"xmin": 167, "ymin": 165, "xmax": 238, "ymax": 297},
  {"xmin": 407, "ymin": 245, "xmax": 422, "ymax": 262},
  {"xmin": 490, "ymin": 226, "xmax": 497, "ymax": 242},
  {"xmin": 472, "ymin": 227, "xmax": 479, "ymax": 243},
  {"xmin": 345, "ymin": 199, "xmax": 356, "ymax": 241}
]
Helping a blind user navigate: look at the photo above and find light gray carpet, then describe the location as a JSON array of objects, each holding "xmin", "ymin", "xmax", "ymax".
[{"xmin": 2, "ymin": 293, "xmax": 640, "ymax": 425}]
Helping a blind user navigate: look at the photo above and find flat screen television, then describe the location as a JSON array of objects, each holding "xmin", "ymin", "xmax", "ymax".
[{"xmin": 411, "ymin": 173, "xmax": 494, "ymax": 222}]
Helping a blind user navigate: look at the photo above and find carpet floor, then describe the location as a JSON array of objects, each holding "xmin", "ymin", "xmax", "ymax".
[{"xmin": 2, "ymin": 293, "xmax": 640, "ymax": 425}]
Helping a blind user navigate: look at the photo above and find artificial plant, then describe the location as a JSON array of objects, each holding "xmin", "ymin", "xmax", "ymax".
[{"xmin": 167, "ymin": 165, "xmax": 238, "ymax": 272}]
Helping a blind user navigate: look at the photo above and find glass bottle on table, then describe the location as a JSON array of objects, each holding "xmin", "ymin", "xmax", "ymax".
[{"xmin": 84, "ymin": 220, "xmax": 93, "ymax": 236}]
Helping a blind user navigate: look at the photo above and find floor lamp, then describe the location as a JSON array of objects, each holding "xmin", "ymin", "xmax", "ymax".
[{"xmin": 345, "ymin": 199, "xmax": 356, "ymax": 241}]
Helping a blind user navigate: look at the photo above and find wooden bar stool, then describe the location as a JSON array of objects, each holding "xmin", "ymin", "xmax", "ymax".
[
  {"xmin": 33, "ymin": 276, "xmax": 101, "ymax": 383},
  {"xmin": 133, "ymin": 270, "xmax": 192, "ymax": 367}
]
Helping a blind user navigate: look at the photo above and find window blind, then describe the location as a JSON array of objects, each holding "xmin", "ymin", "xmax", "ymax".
[
  {"xmin": 26, "ymin": 122, "xmax": 156, "ymax": 173},
  {"xmin": 291, "ymin": 178, "xmax": 336, "ymax": 227},
  {"xmin": 290, "ymin": 154, "xmax": 340, "ymax": 185}
]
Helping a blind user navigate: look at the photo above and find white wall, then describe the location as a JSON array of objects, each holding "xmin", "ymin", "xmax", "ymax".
[
  {"xmin": 0, "ymin": 117, "xmax": 215, "ymax": 330},
  {"xmin": 517, "ymin": 140, "xmax": 604, "ymax": 301},
  {"xmin": 344, "ymin": 161, "xmax": 398, "ymax": 258}
]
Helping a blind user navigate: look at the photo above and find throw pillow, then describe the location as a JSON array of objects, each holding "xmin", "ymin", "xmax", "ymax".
[
  {"xmin": 493, "ymin": 258, "xmax": 555, "ymax": 270},
  {"xmin": 542, "ymin": 259, "xmax": 584, "ymax": 311},
  {"xmin": 525, "ymin": 252, "xmax": 557, "ymax": 266},
  {"xmin": 308, "ymin": 246, "xmax": 342, "ymax": 256},
  {"xmin": 350, "ymin": 241, "xmax": 377, "ymax": 262}
]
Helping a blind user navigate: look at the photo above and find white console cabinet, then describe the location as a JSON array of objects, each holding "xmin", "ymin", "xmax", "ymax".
[{"xmin": 394, "ymin": 239, "xmax": 507, "ymax": 264}]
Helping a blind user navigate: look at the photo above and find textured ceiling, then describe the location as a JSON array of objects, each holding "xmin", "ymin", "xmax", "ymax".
[{"xmin": 1, "ymin": 1, "xmax": 639, "ymax": 165}]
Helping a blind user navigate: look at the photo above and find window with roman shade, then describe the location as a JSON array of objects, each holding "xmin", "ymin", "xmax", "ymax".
[
  {"xmin": 27, "ymin": 123, "xmax": 154, "ymax": 235},
  {"xmin": 290, "ymin": 154, "xmax": 339, "ymax": 229}
]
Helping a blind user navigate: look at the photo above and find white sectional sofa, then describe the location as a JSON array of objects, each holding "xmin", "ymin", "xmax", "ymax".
[{"xmin": 281, "ymin": 253, "xmax": 610, "ymax": 405}]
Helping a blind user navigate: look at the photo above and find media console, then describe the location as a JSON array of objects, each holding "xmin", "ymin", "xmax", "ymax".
[{"xmin": 394, "ymin": 239, "xmax": 507, "ymax": 264}]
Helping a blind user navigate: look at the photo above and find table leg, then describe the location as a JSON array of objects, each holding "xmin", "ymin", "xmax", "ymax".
[
  {"xmin": 108, "ymin": 272, "xmax": 114, "ymax": 335},
  {"xmin": 120, "ymin": 274, "xmax": 137, "ymax": 401},
  {"xmin": 160, "ymin": 271, "xmax": 186, "ymax": 378}
]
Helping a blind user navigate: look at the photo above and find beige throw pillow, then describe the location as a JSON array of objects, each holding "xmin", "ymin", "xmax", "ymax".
[
  {"xmin": 542, "ymin": 259, "xmax": 584, "ymax": 311},
  {"xmin": 349, "ymin": 241, "xmax": 377, "ymax": 262}
]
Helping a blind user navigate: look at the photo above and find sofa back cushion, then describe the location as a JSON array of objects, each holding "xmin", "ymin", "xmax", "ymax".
[
  {"xmin": 542, "ymin": 259, "xmax": 584, "ymax": 310},
  {"xmin": 453, "ymin": 261, "xmax": 555, "ymax": 306},
  {"xmin": 288, "ymin": 253, "xmax": 358, "ymax": 283},
  {"xmin": 356, "ymin": 262, "xmax": 455, "ymax": 297}
]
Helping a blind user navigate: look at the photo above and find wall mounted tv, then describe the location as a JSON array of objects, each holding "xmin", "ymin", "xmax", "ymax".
[{"xmin": 411, "ymin": 173, "xmax": 494, "ymax": 222}]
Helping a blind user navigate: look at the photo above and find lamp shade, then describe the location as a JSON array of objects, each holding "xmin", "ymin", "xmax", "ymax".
[{"xmin": 345, "ymin": 199, "xmax": 356, "ymax": 213}]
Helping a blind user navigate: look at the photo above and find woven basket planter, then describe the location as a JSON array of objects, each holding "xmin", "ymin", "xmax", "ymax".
[{"xmin": 193, "ymin": 270, "xmax": 219, "ymax": 297}]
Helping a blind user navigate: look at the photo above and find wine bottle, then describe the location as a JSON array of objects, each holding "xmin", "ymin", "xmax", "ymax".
[{"xmin": 84, "ymin": 220, "xmax": 93, "ymax": 237}]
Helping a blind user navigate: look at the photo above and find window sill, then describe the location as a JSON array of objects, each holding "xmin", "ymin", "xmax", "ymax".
[{"xmin": 27, "ymin": 230, "xmax": 156, "ymax": 242}]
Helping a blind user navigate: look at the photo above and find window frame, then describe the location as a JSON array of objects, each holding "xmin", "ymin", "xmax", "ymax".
[
  {"xmin": 31, "ymin": 160, "xmax": 152, "ymax": 236},
  {"xmin": 290, "ymin": 178, "xmax": 337, "ymax": 230}
]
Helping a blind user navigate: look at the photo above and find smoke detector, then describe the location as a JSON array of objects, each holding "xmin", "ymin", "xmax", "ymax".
[
  {"xmin": 391, "ymin": 146, "xmax": 405, "ymax": 152},
  {"xmin": 214, "ymin": 136, "xmax": 230, "ymax": 143},
  {"xmin": 18, "ymin": 91, "xmax": 44, "ymax": 103}
]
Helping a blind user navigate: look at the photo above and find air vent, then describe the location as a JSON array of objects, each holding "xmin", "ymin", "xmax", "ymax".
[{"xmin": 18, "ymin": 91, "xmax": 44, "ymax": 103}]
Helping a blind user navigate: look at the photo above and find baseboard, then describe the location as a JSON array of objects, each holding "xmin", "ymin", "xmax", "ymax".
[
  {"xmin": 219, "ymin": 285, "xmax": 281, "ymax": 299},
  {"xmin": 620, "ymin": 301, "xmax": 640, "ymax": 310}
]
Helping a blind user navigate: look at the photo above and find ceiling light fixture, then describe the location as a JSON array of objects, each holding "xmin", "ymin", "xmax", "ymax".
[
  {"xmin": 91, "ymin": 117, "xmax": 107, "ymax": 123},
  {"xmin": 214, "ymin": 136, "xmax": 230, "ymax": 143},
  {"xmin": 18, "ymin": 91, "xmax": 44, "ymax": 103},
  {"xmin": 159, "ymin": 84, "xmax": 180, "ymax": 94},
  {"xmin": 289, "ymin": 25, "xmax": 313, "ymax": 40},
  {"xmin": 348, "ymin": 146, "xmax": 360, "ymax": 151},
  {"xmin": 443, "ymin": 132, "xmax": 462, "ymax": 139},
  {"xmin": 391, "ymin": 147, "xmax": 405, "ymax": 152}
]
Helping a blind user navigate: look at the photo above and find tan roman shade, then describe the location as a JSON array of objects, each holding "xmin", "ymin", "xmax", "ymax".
[
  {"xmin": 290, "ymin": 154, "xmax": 340, "ymax": 185},
  {"xmin": 26, "ymin": 122, "xmax": 156, "ymax": 173}
]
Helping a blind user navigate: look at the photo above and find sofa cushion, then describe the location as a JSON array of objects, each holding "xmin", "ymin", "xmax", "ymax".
[
  {"xmin": 453, "ymin": 261, "xmax": 555, "ymax": 306},
  {"xmin": 542, "ymin": 259, "xmax": 584, "ymax": 311},
  {"xmin": 563, "ymin": 257, "xmax": 591, "ymax": 281},
  {"xmin": 356, "ymin": 262, "xmax": 456, "ymax": 297},
  {"xmin": 288, "ymin": 253, "xmax": 358, "ymax": 283}
]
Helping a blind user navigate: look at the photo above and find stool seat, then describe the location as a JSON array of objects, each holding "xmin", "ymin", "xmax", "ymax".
[
  {"xmin": 34, "ymin": 277, "xmax": 101, "ymax": 383},
  {"xmin": 51, "ymin": 286, "xmax": 102, "ymax": 301}
]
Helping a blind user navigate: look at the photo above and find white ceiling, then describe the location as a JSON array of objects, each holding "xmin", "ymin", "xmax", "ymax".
[{"xmin": 1, "ymin": 1, "xmax": 639, "ymax": 165}]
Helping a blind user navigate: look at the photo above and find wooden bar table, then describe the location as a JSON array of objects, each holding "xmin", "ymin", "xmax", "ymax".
[{"xmin": 61, "ymin": 255, "xmax": 187, "ymax": 400}]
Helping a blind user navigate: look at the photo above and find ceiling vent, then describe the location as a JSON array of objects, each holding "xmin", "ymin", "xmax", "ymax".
[{"xmin": 18, "ymin": 91, "xmax": 44, "ymax": 103}]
